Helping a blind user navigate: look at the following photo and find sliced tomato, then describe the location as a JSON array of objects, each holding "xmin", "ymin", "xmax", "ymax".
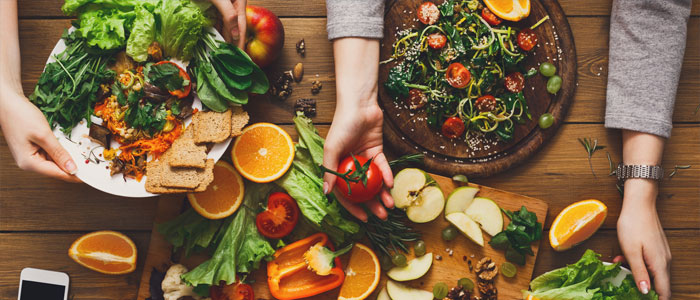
[
  {"xmin": 504, "ymin": 72, "xmax": 525, "ymax": 92},
  {"xmin": 417, "ymin": 2, "xmax": 440, "ymax": 25},
  {"xmin": 154, "ymin": 61, "xmax": 191, "ymax": 99},
  {"xmin": 481, "ymin": 8, "xmax": 502, "ymax": 26},
  {"xmin": 427, "ymin": 33, "xmax": 447, "ymax": 50},
  {"xmin": 255, "ymin": 192, "xmax": 299, "ymax": 239},
  {"xmin": 335, "ymin": 155, "xmax": 383, "ymax": 204},
  {"xmin": 406, "ymin": 88, "xmax": 428, "ymax": 110},
  {"xmin": 441, "ymin": 117, "xmax": 466, "ymax": 139},
  {"xmin": 517, "ymin": 28, "xmax": 538, "ymax": 51},
  {"xmin": 475, "ymin": 95, "xmax": 497, "ymax": 112},
  {"xmin": 210, "ymin": 282, "xmax": 254, "ymax": 300},
  {"xmin": 445, "ymin": 62, "xmax": 471, "ymax": 89}
]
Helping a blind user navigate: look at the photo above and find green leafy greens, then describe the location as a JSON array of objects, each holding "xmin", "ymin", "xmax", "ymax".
[
  {"xmin": 488, "ymin": 206, "xmax": 542, "ymax": 265},
  {"xmin": 157, "ymin": 0, "xmax": 211, "ymax": 61}
]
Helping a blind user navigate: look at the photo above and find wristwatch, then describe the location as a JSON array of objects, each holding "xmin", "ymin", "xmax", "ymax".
[{"xmin": 616, "ymin": 164, "xmax": 664, "ymax": 181}]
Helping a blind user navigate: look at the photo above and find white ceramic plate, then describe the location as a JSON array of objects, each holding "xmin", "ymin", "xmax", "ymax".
[{"xmin": 47, "ymin": 28, "xmax": 231, "ymax": 198}]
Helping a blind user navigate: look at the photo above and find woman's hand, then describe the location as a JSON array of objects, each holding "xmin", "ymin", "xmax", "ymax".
[
  {"xmin": 615, "ymin": 179, "xmax": 671, "ymax": 300},
  {"xmin": 0, "ymin": 92, "xmax": 79, "ymax": 182},
  {"xmin": 210, "ymin": 0, "xmax": 247, "ymax": 48}
]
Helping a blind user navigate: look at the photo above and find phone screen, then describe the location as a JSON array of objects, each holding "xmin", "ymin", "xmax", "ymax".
[{"xmin": 19, "ymin": 280, "xmax": 65, "ymax": 300}]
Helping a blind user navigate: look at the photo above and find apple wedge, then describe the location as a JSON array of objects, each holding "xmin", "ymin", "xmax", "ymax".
[
  {"xmin": 406, "ymin": 186, "xmax": 444, "ymax": 223},
  {"xmin": 464, "ymin": 197, "xmax": 503, "ymax": 236},
  {"xmin": 386, "ymin": 280, "xmax": 433, "ymax": 300},
  {"xmin": 446, "ymin": 212, "xmax": 484, "ymax": 246},
  {"xmin": 391, "ymin": 168, "xmax": 444, "ymax": 223},
  {"xmin": 377, "ymin": 286, "xmax": 390, "ymax": 300},
  {"xmin": 444, "ymin": 186, "xmax": 479, "ymax": 216},
  {"xmin": 387, "ymin": 253, "xmax": 433, "ymax": 281}
]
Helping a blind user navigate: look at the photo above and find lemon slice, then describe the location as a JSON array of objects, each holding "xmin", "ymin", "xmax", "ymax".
[{"xmin": 484, "ymin": 0, "xmax": 531, "ymax": 22}]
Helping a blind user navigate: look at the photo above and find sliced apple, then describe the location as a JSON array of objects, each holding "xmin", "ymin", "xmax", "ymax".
[
  {"xmin": 386, "ymin": 280, "xmax": 433, "ymax": 300},
  {"xmin": 446, "ymin": 212, "xmax": 484, "ymax": 246},
  {"xmin": 464, "ymin": 197, "xmax": 503, "ymax": 236},
  {"xmin": 445, "ymin": 186, "xmax": 479, "ymax": 216},
  {"xmin": 377, "ymin": 286, "xmax": 391, "ymax": 300},
  {"xmin": 387, "ymin": 253, "xmax": 433, "ymax": 281},
  {"xmin": 391, "ymin": 168, "xmax": 432, "ymax": 209},
  {"xmin": 406, "ymin": 186, "xmax": 444, "ymax": 223}
]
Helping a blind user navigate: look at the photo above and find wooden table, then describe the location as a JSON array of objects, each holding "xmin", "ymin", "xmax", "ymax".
[{"xmin": 1, "ymin": 1, "xmax": 698, "ymax": 299}]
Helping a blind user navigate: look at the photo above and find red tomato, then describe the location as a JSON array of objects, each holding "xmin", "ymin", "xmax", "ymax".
[
  {"xmin": 441, "ymin": 117, "xmax": 466, "ymax": 139},
  {"xmin": 335, "ymin": 155, "xmax": 383, "ymax": 203},
  {"xmin": 406, "ymin": 88, "xmax": 428, "ymax": 110},
  {"xmin": 210, "ymin": 282, "xmax": 254, "ymax": 300},
  {"xmin": 481, "ymin": 8, "xmax": 502, "ymax": 26},
  {"xmin": 445, "ymin": 62, "xmax": 471, "ymax": 89},
  {"xmin": 417, "ymin": 2, "xmax": 440, "ymax": 25},
  {"xmin": 255, "ymin": 192, "xmax": 299, "ymax": 239},
  {"xmin": 504, "ymin": 72, "xmax": 525, "ymax": 92},
  {"xmin": 475, "ymin": 95, "xmax": 497, "ymax": 112},
  {"xmin": 517, "ymin": 28, "xmax": 538, "ymax": 51},
  {"xmin": 427, "ymin": 33, "xmax": 447, "ymax": 49},
  {"xmin": 154, "ymin": 61, "xmax": 191, "ymax": 99}
]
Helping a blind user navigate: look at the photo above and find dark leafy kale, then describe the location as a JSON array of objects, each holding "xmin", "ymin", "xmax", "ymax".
[{"xmin": 489, "ymin": 206, "xmax": 542, "ymax": 265}]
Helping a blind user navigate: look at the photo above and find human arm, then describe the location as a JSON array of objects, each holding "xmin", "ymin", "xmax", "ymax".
[
  {"xmin": 0, "ymin": 0, "xmax": 79, "ymax": 182},
  {"xmin": 210, "ymin": 0, "xmax": 247, "ymax": 48}
]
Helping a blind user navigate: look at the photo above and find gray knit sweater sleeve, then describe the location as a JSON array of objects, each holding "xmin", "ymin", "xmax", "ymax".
[
  {"xmin": 604, "ymin": 0, "xmax": 692, "ymax": 138},
  {"xmin": 326, "ymin": 0, "xmax": 385, "ymax": 40}
]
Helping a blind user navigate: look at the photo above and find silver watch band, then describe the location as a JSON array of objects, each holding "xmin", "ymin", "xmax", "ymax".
[{"xmin": 616, "ymin": 164, "xmax": 664, "ymax": 181}]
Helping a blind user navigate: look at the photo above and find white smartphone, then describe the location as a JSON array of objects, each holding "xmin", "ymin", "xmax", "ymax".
[{"xmin": 17, "ymin": 268, "xmax": 69, "ymax": 300}]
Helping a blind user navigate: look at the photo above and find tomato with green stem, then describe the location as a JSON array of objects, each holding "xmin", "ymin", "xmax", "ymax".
[
  {"xmin": 326, "ymin": 155, "xmax": 383, "ymax": 203},
  {"xmin": 210, "ymin": 282, "xmax": 254, "ymax": 300},
  {"xmin": 256, "ymin": 192, "xmax": 299, "ymax": 239}
]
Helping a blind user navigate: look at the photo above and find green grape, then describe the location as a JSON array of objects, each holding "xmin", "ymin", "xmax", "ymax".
[
  {"xmin": 391, "ymin": 253, "xmax": 407, "ymax": 267},
  {"xmin": 501, "ymin": 262, "xmax": 517, "ymax": 278},
  {"xmin": 380, "ymin": 254, "xmax": 393, "ymax": 271},
  {"xmin": 538, "ymin": 113, "xmax": 554, "ymax": 129},
  {"xmin": 433, "ymin": 282, "xmax": 449, "ymax": 299},
  {"xmin": 458, "ymin": 277, "xmax": 474, "ymax": 291},
  {"xmin": 442, "ymin": 227, "xmax": 458, "ymax": 241},
  {"xmin": 539, "ymin": 62, "xmax": 556, "ymax": 77},
  {"xmin": 547, "ymin": 75, "xmax": 562, "ymax": 94},
  {"xmin": 413, "ymin": 240, "xmax": 427, "ymax": 257}
]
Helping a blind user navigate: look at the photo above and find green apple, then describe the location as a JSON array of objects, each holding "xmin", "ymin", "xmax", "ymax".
[
  {"xmin": 387, "ymin": 253, "xmax": 433, "ymax": 281},
  {"xmin": 391, "ymin": 168, "xmax": 444, "ymax": 223},
  {"xmin": 386, "ymin": 280, "xmax": 433, "ymax": 300},
  {"xmin": 446, "ymin": 212, "xmax": 484, "ymax": 246},
  {"xmin": 444, "ymin": 186, "xmax": 479, "ymax": 216},
  {"xmin": 464, "ymin": 197, "xmax": 503, "ymax": 236},
  {"xmin": 377, "ymin": 286, "xmax": 390, "ymax": 300}
]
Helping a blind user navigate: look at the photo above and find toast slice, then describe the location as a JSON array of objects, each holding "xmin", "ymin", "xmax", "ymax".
[
  {"xmin": 168, "ymin": 127, "xmax": 207, "ymax": 168},
  {"xmin": 145, "ymin": 159, "xmax": 192, "ymax": 194},
  {"xmin": 145, "ymin": 159, "xmax": 215, "ymax": 192},
  {"xmin": 192, "ymin": 110, "xmax": 232, "ymax": 144},
  {"xmin": 230, "ymin": 106, "xmax": 250, "ymax": 137}
]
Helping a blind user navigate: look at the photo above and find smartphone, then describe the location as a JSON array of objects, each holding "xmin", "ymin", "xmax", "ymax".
[{"xmin": 17, "ymin": 268, "xmax": 69, "ymax": 300}]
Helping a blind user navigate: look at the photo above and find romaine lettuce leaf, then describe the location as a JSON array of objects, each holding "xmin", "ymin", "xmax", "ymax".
[
  {"xmin": 156, "ymin": 0, "xmax": 211, "ymax": 61},
  {"xmin": 126, "ymin": 4, "xmax": 156, "ymax": 62}
]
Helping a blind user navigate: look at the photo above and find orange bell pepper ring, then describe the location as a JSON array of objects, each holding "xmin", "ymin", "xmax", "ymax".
[{"xmin": 267, "ymin": 233, "xmax": 345, "ymax": 300}]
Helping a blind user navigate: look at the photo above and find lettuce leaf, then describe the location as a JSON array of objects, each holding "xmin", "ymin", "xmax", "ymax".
[
  {"xmin": 76, "ymin": 7, "xmax": 136, "ymax": 50},
  {"xmin": 593, "ymin": 275, "xmax": 659, "ymax": 300},
  {"xmin": 126, "ymin": 4, "xmax": 156, "ymax": 62},
  {"xmin": 156, "ymin": 0, "xmax": 211, "ymax": 61}
]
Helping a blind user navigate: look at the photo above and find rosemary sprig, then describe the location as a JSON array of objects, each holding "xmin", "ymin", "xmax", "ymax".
[
  {"xmin": 579, "ymin": 138, "xmax": 606, "ymax": 177},
  {"xmin": 361, "ymin": 209, "xmax": 420, "ymax": 257},
  {"xmin": 668, "ymin": 165, "xmax": 691, "ymax": 178},
  {"xmin": 389, "ymin": 153, "xmax": 424, "ymax": 169},
  {"xmin": 606, "ymin": 151, "xmax": 616, "ymax": 176}
]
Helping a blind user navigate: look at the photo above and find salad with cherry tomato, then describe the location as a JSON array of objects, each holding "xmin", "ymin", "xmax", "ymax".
[{"xmin": 384, "ymin": 0, "xmax": 549, "ymax": 142}]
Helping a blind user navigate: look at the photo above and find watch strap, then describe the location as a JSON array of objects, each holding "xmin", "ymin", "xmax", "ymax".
[{"xmin": 616, "ymin": 164, "xmax": 664, "ymax": 181}]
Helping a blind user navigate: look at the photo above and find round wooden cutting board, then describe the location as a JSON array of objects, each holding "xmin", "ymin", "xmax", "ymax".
[{"xmin": 379, "ymin": 0, "xmax": 577, "ymax": 177}]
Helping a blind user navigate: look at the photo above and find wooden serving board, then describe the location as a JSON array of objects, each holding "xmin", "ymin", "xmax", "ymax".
[
  {"xmin": 379, "ymin": 0, "xmax": 577, "ymax": 177},
  {"xmin": 137, "ymin": 173, "xmax": 548, "ymax": 300}
]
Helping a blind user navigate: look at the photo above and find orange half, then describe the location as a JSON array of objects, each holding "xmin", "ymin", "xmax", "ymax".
[
  {"xmin": 231, "ymin": 123, "xmax": 295, "ymax": 183},
  {"xmin": 484, "ymin": 0, "xmax": 530, "ymax": 21},
  {"xmin": 338, "ymin": 243, "xmax": 381, "ymax": 300},
  {"xmin": 549, "ymin": 199, "xmax": 607, "ymax": 251},
  {"xmin": 68, "ymin": 231, "xmax": 137, "ymax": 275},
  {"xmin": 188, "ymin": 161, "xmax": 245, "ymax": 219}
]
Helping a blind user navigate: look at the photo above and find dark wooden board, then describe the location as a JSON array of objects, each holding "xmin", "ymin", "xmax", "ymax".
[{"xmin": 378, "ymin": 0, "xmax": 577, "ymax": 177}]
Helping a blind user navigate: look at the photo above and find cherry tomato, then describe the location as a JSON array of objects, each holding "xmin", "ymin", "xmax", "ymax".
[
  {"xmin": 406, "ymin": 88, "xmax": 428, "ymax": 110},
  {"xmin": 475, "ymin": 95, "xmax": 497, "ymax": 112},
  {"xmin": 210, "ymin": 282, "xmax": 254, "ymax": 300},
  {"xmin": 154, "ymin": 61, "xmax": 191, "ymax": 98},
  {"xmin": 441, "ymin": 117, "xmax": 465, "ymax": 139},
  {"xmin": 417, "ymin": 2, "xmax": 440, "ymax": 25},
  {"xmin": 335, "ymin": 155, "xmax": 383, "ymax": 203},
  {"xmin": 504, "ymin": 72, "xmax": 525, "ymax": 93},
  {"xmin": 517, "ymin": 28, "xmax": 538, "ymax": 51},
  {"xmin": 255, "ymin": 192, "xmax": 299, "ymax": 239},
  {"xmin": 481, "ymin": 8, "xmax": 502, "ymax": 26},
  {"xmin": 445, "ymin": 62, "xmax": 471, "ymax": 89},
  {"xmin": 427, "ymin": 33, "xmax": 447, "ymax": 50}
]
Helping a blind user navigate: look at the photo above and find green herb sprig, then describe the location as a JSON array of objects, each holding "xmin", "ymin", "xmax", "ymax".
[
  {"xmin": 489, "ymin": 206, "xmax": 542, "ymax": 265},
  {"xmin": 579, "ymin": 138, "xmax": 606, "ymax": 177},
  {"xmin": 388, "ymin": 153, "xmax": 424, "ymax": 169},
  {"xmin": 668, "ymin": 165, "xmax": 691, "ymax": 178},
  {"xmin": 361, "ymin": 209, "xmax": 420, "ymax": 257}
]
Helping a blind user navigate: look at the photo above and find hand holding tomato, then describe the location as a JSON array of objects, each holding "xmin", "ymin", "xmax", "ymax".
[{"xmin": 327, "ymin": 155, "xmax": 383, "ymax": 204}]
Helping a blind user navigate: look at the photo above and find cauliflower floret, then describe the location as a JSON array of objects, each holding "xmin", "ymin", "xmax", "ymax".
[{"xmin": 161, "ymin": 264, "xmax": 210, "ymax": 300}]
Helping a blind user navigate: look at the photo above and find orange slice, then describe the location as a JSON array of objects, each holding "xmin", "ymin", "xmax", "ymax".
[
  {"xmin": 549, "ymin": 199, "xmax": 607, "ymax": 251},
  {"xmin": 188, "ymin": 161, "xmax": 245, "ymax": 219},
  {"xmin": 68, "ymin": 231, "xmax": 137, "ymax": 275},
  {"xmin": 484, "ymin": 0, "xmax": 530, "ymax": 21},
  {"xmin": 338, "ymin": 243, "xmax": 380, "ymax": 300},
  {"xmin": 231, "ymin": 123, "xmax": 294, "ymax": 183},
  {"xmin": 524, "ymin": 294, "xmax": 538, "ymax": 300}
]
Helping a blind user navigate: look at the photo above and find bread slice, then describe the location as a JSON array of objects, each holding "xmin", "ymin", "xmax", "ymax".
[
  {"xmin": 192, "ymin": 110, "xmax": 232, "ymax": 144},
  {"xmin": 168, "ymin": 127, "xmax": 207, "ymax": 168},
  {"xmin": 193, "ymin": 159, "xmax": 215, "ymax": 192},
  {"xmin": 230, "ymin": 106, "xmax": 250, "ymax": 137},
  {"xmin": 145, "ymin": 159, "xmax": 192, "ymax": 194},
  {"xmin": 145, "ymin": 158, "xmax": 215, "ymax": 192}
]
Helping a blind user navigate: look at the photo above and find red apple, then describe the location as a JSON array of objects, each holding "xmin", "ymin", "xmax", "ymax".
[{"xmin": 245, "ymin": 5, "xmax": 285, "ymax": 68}]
